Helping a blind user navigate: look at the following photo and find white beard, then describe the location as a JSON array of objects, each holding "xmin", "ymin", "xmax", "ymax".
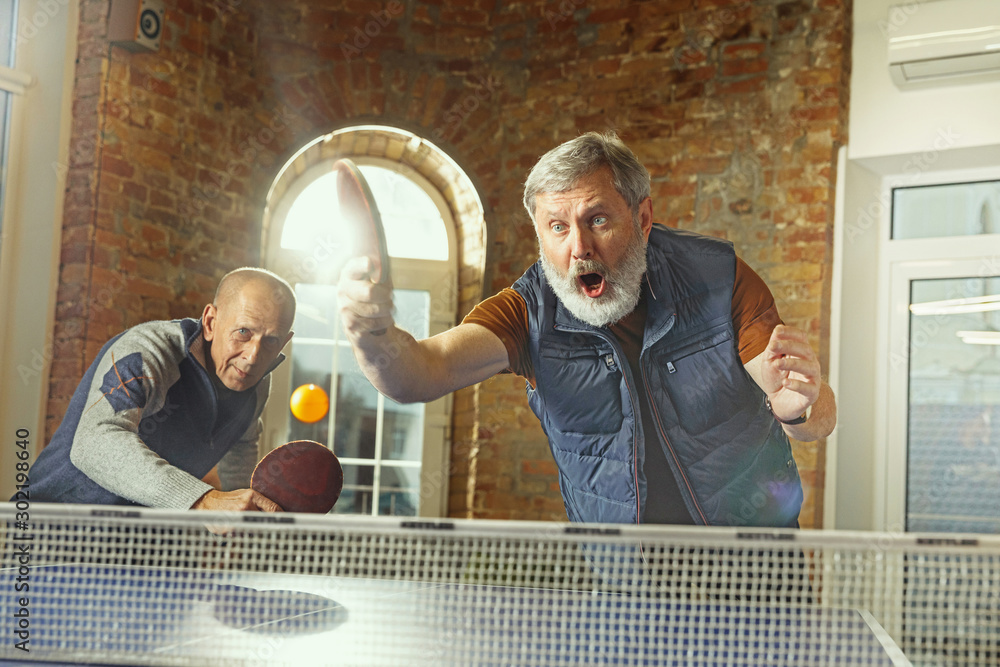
[{"xmin": 539, "ymin": 233, "xmax": 647, "ymax": 328}]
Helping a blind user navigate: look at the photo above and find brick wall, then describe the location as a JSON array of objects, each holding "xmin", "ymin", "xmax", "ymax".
[
  {"xmin": 54, "ymin": 0, "xmax": 850, "ymax": 527},
  {"xmin": 51, "ymin": 0, "xmax": 303, "ymax": 430}
]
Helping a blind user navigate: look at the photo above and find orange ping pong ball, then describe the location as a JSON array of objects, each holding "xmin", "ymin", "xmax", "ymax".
[{"xmin": 289, "ymin": 384, "xmax": 330, "ymax": 423}]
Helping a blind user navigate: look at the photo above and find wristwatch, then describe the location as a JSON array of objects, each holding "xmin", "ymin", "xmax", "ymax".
[{"xmin": 765, "ymin": 396, "xmax": 808, "ymax": 425}]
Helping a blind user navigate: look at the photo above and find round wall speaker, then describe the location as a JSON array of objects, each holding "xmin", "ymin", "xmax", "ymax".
[{"xmin": 139, "ymin": 8, "xmax": 161, "ymax": 42}]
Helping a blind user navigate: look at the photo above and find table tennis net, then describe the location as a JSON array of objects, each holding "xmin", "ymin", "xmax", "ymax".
[{"xmin": 1, "ymin": 505, "xmax": 998, "ymax": 666}]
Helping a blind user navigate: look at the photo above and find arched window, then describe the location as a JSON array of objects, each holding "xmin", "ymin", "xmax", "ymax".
[
  {"xmin": 260, "ymin": 126, "xmax": 482, "ymax": 518},
  {"xmin": 280, "ymin": 163, "xmax": 450, "ymax": 261}
]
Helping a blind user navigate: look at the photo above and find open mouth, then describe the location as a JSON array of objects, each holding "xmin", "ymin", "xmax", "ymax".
[{"xmin": 577, "ymin": 272, "xmax": 607, "ymax": 298}]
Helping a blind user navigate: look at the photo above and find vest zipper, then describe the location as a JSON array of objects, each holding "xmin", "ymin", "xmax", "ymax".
[
  {"xmin": 640, "ymin": 362, "xmax": 709, "ymax": 525},
  {"xmin": 620, "ymin": 357, "xmax": 642, "ymax": 525},
  {"xmin": 553, "ymin": 325, "xmax": 642, "ymax": 525}
]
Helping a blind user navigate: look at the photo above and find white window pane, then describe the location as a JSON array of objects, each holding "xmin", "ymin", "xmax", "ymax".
[
  {"xmin": 280, "ymin": 172, "xmax": 345, "ymax": 253},
  {"xmin": 336, "ymin": 464, "xmax": 374, "ymax": 515},
  {"xmin": 382, "ymin": 290, "xmax": 427, "ymax": 462},
  {"xmin": 286, "ymin": 283, "xmax": 337, "ymax": 445},
  {"xmin": 286, "ymin": 341, "xmax": 333, "ymax": 445},
  {"xmin": 0, "ymin": 90, "xmax": 11, "ymax": 234},
  {"xmin": 337, "ymin": 466, "xmax": 418, "ymax": 517},
  {"xmin": 288, "ymin": 283, "xmax": 432, "ymax": 515},
  {"xmin": 280, "ymin": 165, "xmax": 449, "ymax": 262},
  {"xmin": 382, "ymin": 397, "xmax": 422, "ymax": 462},
  {"xmin": 0, "ymin": 0, "xmax": 14, "ymax": 241},
  {"xmin": 358, "ymin": 165, "xmax": 449, "ymax": 261},
  {"xmin": 394, "ymin": 288, "xmax": 430, "ymax": 338},
  {"xmin": 292, "ymin": 282, "xmax": 340, "ymax": 339},
  {"xmin": 378, "ymin": 467, "xmax": 419, "ymax": 517},
  {"xmin": 892, "ymin": 181, "xmax": 1000, "ymax": 240},
  {"xmin": 333, "ymin": 346, "xmax": 379, "ymax": 461},
  {"xmin": 0, "ymin": 1, "xmax": 16, "ymax": 68},
  {"xmin": 907, "ymin": 276, "xmax": 1000, "ymax": 534}
]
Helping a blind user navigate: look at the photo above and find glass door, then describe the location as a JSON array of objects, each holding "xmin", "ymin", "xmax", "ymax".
[
  {"xmin": 887, "ymin": 260, "xmax": 1000, "ymax": 535},
  {"xmin": 880, "ymin": 177, "xmax": 1000, "ymax": 534},
  {"xmin": 906, "ymin": 276, "xmax": 1000, "ymax": 533}
]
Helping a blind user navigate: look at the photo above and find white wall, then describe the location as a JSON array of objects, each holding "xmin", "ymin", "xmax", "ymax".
[
  {"xmin": 0, "ymin": 0, "xmax": 77, "ymax": 498},
  {"xmin": 850, "ymin": 0, "xmax": 1000, "ymax": 170},
  {"xmin": 831, "ymin": 157, "xmax": 882, "ymax": 530},
  {"xmin": 833, "ymin": 0, "xmax": 1000, "ymax": 529}
]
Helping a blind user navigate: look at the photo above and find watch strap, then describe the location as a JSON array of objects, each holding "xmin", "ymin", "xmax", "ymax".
[{"xmin": 765, "ymin": 395, "xmax": 808, "ymax": 425}]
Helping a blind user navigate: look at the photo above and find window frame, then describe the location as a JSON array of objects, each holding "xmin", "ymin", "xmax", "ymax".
[
  {"xmin": 0, "ymin": 65, "xmax": 33, "ymax": 94},
  {"xmin": 876, "ymin": 167, "xmax": 1000, "ymax": 532},
  {"xmin": 0, "ymin": 0, "xmax": 36, "ymax": 251},
  {"xmin": 0, "ymin": 0, "xmax": 77, "ymax": 499},
  {"xmin": 890, "ymin": 179, "xmax": 1000, "ymax": 240}
]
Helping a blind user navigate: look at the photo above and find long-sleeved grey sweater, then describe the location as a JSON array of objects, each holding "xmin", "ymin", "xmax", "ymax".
[{"xmin": 26, "ymin": 318, "xmax": 280, "ymax": 509}]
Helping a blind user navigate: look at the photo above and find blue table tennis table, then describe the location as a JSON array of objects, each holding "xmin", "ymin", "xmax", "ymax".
[{"xmin": 2, "ymin": 562, "xmax": 911, "ymax": 666}]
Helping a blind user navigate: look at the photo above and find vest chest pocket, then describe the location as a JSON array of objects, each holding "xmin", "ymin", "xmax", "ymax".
[
  {"xmin": 537, "ymin": 340, "xmax": 625, "ymax": 435},
  {"xmin": 647, "ymin": 325, "xmax": 751, "ymax": 436}
]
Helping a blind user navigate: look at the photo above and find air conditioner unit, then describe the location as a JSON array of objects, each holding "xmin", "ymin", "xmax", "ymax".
[{"xmin": 887, "ymin": 0, "xmax": 1000, "ymax": 88}]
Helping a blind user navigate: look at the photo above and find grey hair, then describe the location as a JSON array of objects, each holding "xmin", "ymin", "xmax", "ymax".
[{"xmin": 522, "ymin": 131, "xmax": 651, "ymax": 223}]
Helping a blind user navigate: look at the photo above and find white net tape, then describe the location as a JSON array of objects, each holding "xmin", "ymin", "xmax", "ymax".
[{"xmin": 1, "ymin": 504, "xmax": 997, "ymax": 666}]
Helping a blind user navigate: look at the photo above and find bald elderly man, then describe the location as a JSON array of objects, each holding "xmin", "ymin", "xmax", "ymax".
[{"xmin": 26, "ymin": 268, "xmax": 294, "ymax": 512}]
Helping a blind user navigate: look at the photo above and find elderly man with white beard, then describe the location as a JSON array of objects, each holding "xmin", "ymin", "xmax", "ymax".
[{"xmin": 337, "ymin": 132, "xmax": 836, "ymax": 528}]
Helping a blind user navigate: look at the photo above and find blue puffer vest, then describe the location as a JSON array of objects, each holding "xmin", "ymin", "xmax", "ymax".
[
  {"xmin": 513, "ymin": 225, "xmax": 802, "ymax": 527},
  {"xmin": 27, "ymin": 319, "xmax": 263, "ymax": 506}
]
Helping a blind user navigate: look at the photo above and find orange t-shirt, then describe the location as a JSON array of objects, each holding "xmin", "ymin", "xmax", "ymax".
[{"xmin": 463, "ymin": 257, "xmax": 782, "ymax": 385}]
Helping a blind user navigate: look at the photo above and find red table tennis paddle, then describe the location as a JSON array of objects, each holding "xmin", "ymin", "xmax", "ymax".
[
  {"xmin": 250, "ymin": 440, "xmax": 344, "ymax": 513},
  {"xmin": 334, "ymin": 158, "xmax": 390, "ymax": 284},
  {"xmin": 333, "ymin": 158, "xmax": 390, "ymax": 335}
]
